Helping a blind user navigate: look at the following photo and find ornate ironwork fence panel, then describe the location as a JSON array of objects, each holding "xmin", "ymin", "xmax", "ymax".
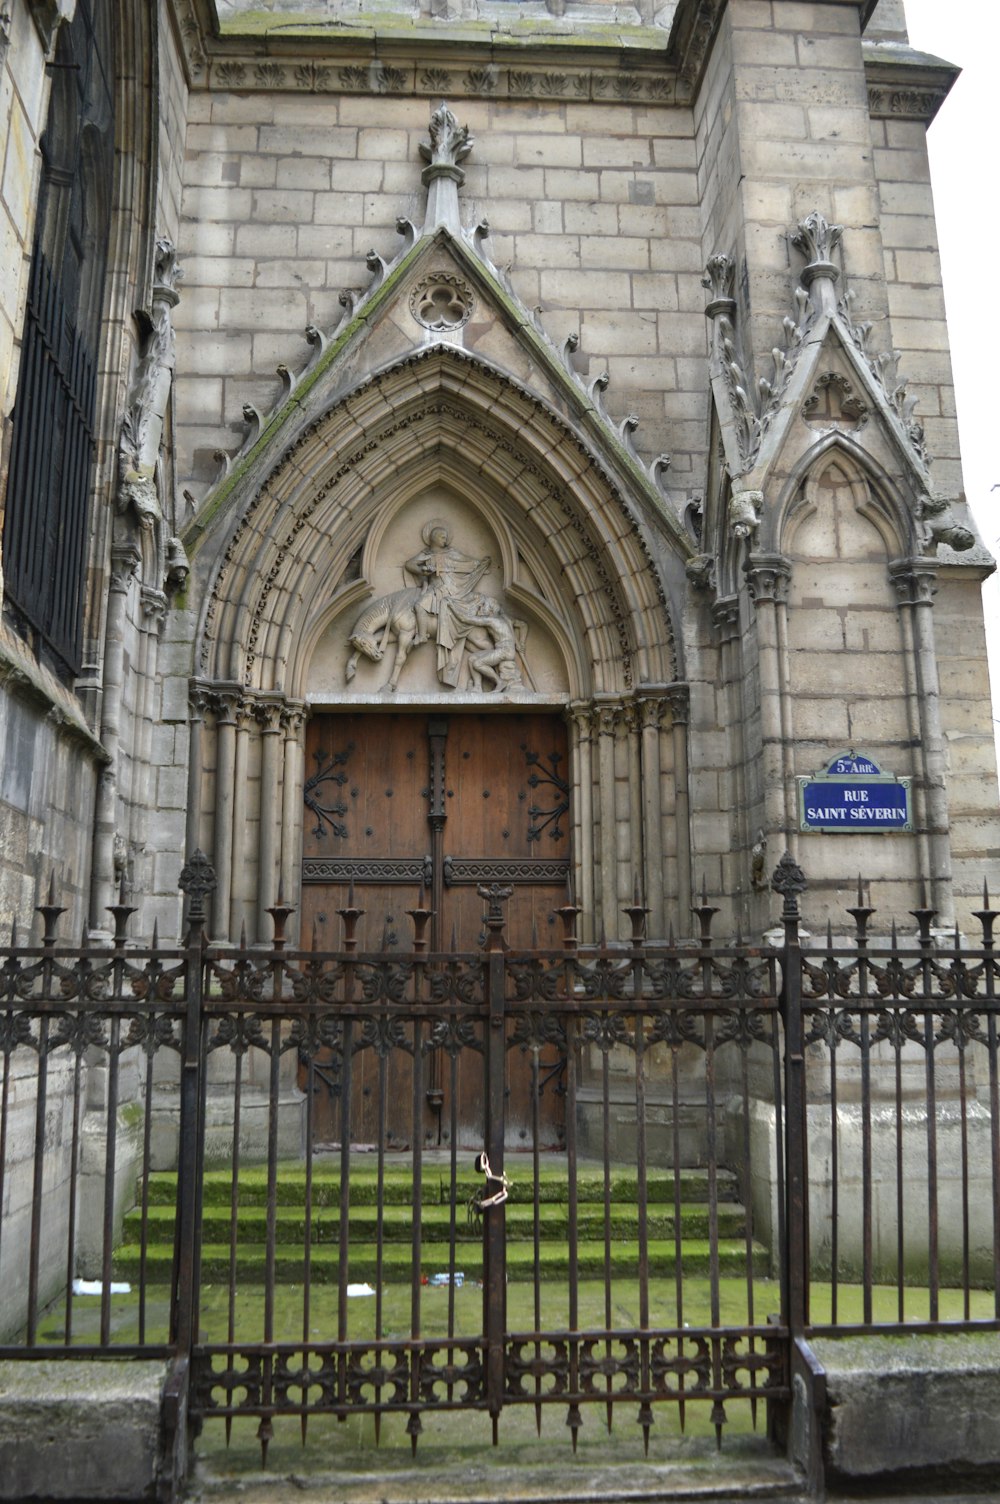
[
  {"xmin": 0, "ymin": 885, "xmax": 187, "ymax": 1355},
  {"xmin": 797, "ymin": 887, "xmax": 1000, "ymax": 1335},
  {"xmin": 184, "ymin": 886, "xmax": 789, "ymax": 1457},
  {"xmin": 2, "ymin": 860, "xmax": 1000, "ymax": 1468}
]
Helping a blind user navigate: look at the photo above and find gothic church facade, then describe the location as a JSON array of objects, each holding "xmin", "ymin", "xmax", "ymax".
[{"xmin": 0, "ymin": 0, "xmax": 996, "ymax": 956}]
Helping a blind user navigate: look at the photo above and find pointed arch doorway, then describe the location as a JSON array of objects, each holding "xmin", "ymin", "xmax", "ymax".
[{"xmin": 300, "ymin": 708, "xmax": 570, "ymax": 1149}]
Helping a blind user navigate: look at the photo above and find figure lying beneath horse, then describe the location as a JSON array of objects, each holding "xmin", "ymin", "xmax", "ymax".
[{"xmin": 345, "ymin": 587, "xmax": 531, "ymax": 693}]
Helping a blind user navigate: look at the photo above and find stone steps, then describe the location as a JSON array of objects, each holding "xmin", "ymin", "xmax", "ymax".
[{"xmin": 114, "ymin": 1160, "xmax": 764, "ymax": 1285}]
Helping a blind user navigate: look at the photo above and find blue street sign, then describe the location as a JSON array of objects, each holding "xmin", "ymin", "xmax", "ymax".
[{"xmin": 798, "ymin": 751, "xmax": 911, "ymax": 833}]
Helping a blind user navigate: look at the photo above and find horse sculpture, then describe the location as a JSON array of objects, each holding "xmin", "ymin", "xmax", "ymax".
[{"xmin": 345, "ymin": 588, "xmax": 529, "ymax": 692}]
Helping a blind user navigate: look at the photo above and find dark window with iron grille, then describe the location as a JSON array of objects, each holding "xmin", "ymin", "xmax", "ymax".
[{"xmin": 2, "ymin": 0, "xmax": 114, "ymax": 678}]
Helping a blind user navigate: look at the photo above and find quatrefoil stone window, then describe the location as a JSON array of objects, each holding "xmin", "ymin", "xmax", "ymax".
[{"xmin": 409, "ymin": 274, "xmax": 475, "ymax": 331}]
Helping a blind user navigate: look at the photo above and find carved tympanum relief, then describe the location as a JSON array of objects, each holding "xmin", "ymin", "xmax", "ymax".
[{"xmin": 308, "ymin": 502, "xmax": 568, "ymax": 699}]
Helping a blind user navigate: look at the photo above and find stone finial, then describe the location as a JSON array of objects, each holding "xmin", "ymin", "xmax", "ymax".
[
  {"xmin": 792, "ymin": 212, "xmax": 842, "ymax": 315},
  {"xmin": 419, "ymin": 102, "xmax": 474, "ymax": 170},
  {"xmin": 702, "ymin": 253, "xmax": 736, "ymax": 318},
  {"xmin": 419, "ymin": 103, "xmax": 474, "ymax": 234},
  {"xmin": 791, "ymin": 211, "xmax": 843, "ymax": 273}
]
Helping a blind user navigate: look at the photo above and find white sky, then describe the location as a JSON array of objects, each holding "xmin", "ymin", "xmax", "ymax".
[{"xmin": 901, "ymin": 0, "xmax": 1000, "ymax": 749}]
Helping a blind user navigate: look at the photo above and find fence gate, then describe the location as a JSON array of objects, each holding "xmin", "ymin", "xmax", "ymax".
[
  {"xmin": 186, "ymin": 880, "xmax": 790, "ymax": 1457},
  {"xmin": 5, "ymin": 856, "xmax": 1000, "ymax": 1489}
]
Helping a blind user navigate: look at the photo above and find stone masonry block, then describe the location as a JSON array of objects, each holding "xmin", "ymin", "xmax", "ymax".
[
  {"xmin": 332, "ymin": 159, "xmax": 384, "ymax": 192},
  {"xmin": 0, "ymin": 1360, "xmax": 171, "ymax": 1501},
  {"xmin": 563, "ymin": 201, "xmax": 619, "ymax": 236},
  {"xmin": 815, "ymin": 1335, "xmax": 1000, "ymax": 1484},
  {"xmin": 239, "ymin": 155, "xmax": 278, "ymax": 188},
  {"xmin": 276, "ymin": 156, "xmax": 332, "ymax": 191},
  {"xmin": 234, "ymin": 223, "xmax": 297, "ymax": 257},
  {"xmin": 251, "ymin": 188, "xmax": 315, "ymax": 223},
  {"xmin": 257, "ymin": 126, "xmax": 357, "ymax": 158},
  {"xmin": 181, "ymin": 186, "xmax": 252, "ymax": 222},
  {"xmin": 539, "ymin": 268, "xmax": 632, "ymax": 309},
  {"xmin": 513, "ymin": 234, "xmax": 579, "ymax": 270},
  {"xmin": 543, "ymin": 167, "xmax": 598, "ymax": 201},
  {"xmin": 186, "ymin": 124, "xmax": 259, "ymax": 154},
  {"xmin": 581, "ymin": 136, "xmax": 652, "ymax": 169},
  {"xmin": 514, "ymin": 135, "xmax": 581, "ymax": 168}
]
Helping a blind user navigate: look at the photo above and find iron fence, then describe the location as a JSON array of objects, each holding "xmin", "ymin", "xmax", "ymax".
[{"xmin": 0, "ymin": 855, "xmax": 998, "ymax": 1465}]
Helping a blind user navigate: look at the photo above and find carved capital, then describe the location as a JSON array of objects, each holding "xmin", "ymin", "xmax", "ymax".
[
  {"xmin": 595, "ymin": 702, "xmax": 622, "ymax": 737},
  {"xmin": 711, "ymin": 596, "xmax": 741, "ymax": 643},
  {"xmin": 109, "ymin": 544, "xmax": 141, "ymax": 595},
  {"xmin": 745, "ymin": 552, "xmax": 792, "ymax": 606},
  {"xmin": 635, "ymin": 696, "xmax": 662, "ymax": 732},
  {"xmin": 567, "ymin": 701, "xmax": 593, "ymax": 740},
  {"xmin": 889, "ymin": 559, "xmax": 938, "ymax": 607},
  {"xmin": 188, "ymin": 682, "xmax": 212, "ymax": 720},
  {"xmin": 280, "ymin": 701, "xmax": 308, "ymax": 739},
  {"xmin": 663, "ymin": 684, "xmax": 690, "ymax": 726},
  {"xmin": 252, "ymin": 696, "xmax": 285, "ymax": 734},
  {"xmin": 140, "ymin": 586, "xmax": 167, "ymax": 624},
  {"xmin": 208, "ymin": 686, "xmax": 243, "ymax": 726}
]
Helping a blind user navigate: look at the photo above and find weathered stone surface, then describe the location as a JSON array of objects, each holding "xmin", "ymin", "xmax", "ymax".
[
  {"xmin": 815, "ymin": 1333, "xmax": 1000, "ymax": 1483},
  {"xmin": 0, "ymin": 1359, "xmax": 170, "ymax": 1501}
]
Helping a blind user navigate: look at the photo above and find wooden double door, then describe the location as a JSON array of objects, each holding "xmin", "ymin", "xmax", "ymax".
[{"xmin": 300, "ymin": 711, "xmax": 570, "ymax": 1146}]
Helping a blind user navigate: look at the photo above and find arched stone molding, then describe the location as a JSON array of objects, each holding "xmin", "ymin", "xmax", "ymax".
[
  {"xmin": 183, "ymin": 347, "xmax": 692, "ymax": 944},
  {"xmin": 190, "ymin": 346, "xmax": 678, "ymax": 702},
  {"xmin": 736, "ymin": 442, "xmax": 953, "ymax": 928},
  {"xmin": 772, "ymin": 432, "xmax": 912, "ymax": 562}
]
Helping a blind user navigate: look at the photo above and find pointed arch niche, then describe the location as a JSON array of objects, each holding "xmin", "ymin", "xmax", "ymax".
[
  {"xmin": 745, "ymin": 438, "xmax": 951, "ymax": 916},
  {"xmin": 186, "ymin": 347, "xmax": 689, "ymax": 944}
]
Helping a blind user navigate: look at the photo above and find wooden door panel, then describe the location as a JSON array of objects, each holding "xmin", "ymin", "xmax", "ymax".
[{"xmin": 301, "ymin": 711, "xmax": 568, "ymax": 1148}]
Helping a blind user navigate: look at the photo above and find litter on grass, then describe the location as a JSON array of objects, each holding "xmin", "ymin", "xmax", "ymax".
[
  {"xmin": 346, "ymin": 1283, "xmax": 376, "ymax": 1297},
  {"xmin": 426, "ymin": 1271, "xmax": 464, "ymax": 1287},
  {"xmin": 72, "ymin": 1280, "xmax": 131, "ymax": 1296}
]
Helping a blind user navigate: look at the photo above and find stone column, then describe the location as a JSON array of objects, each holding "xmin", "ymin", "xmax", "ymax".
[
  {"xmin": 255, "ymin": 697, "xmax": 284, "ymax": 940},
  {"xmin": 638, "ymin": 695, "xmax": 665, "ymax": 933},
  {"xmin": 596, "ymin": 701, "xmax": 619, "ymax": 939},
  {"xmin": 280, "ymin": 702, "xmax": 307, "ymax": 932},
  {"xmin": 229, "ymin": 696, "xmax": 252, "ymax": 941},
  {"xmin": 131, "ymin": 588, "xmax": 166, "ymax": 909},
  {"xmin": 712, "ymin": 597, "xmax": 745, "ymax": 901},
  {"xmin": 90, "ymin": 541, "xmax": 140, "ymax": 932},
  {"xmin": 889, "ymin": 560, "xmax": 953, "ymax": 920},
  {"xmin": 666, "ymin": 685, "xmax": 692, "ymax": 932},
  {"xmin": 568, "ymin": 702, "xmax": 595, "ymax": 942},
  {"xmin": 623, "ymin": 700, "xmax": 643, "ymax": 898},
  {"xmin": 210, "ymin": 686, "xmax": 241, "ymax": 942},
  {"xmin": 746, "ymin": 554, "xmax": 794, "ymax": 858},
  {"xmin": 186, "ymin": 683, "xmax": 210, "ymax": 861}
]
